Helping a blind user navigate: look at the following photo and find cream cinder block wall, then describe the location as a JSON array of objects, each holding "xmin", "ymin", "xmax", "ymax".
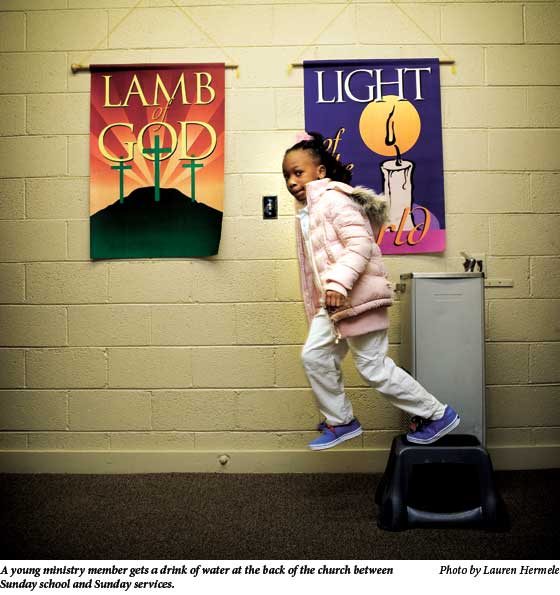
[{"xmin": 0, "ymin": 0, "xmax": 559, "ymax": 473}]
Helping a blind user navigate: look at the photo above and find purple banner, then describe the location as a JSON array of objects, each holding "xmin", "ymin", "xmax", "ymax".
[{"xmin": 304, "ymin": 58, "xmax": 445, "ymax": 254}]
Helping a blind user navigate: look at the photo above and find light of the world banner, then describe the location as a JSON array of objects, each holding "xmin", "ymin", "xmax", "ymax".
[
  {"xmin": 89, "ymin": 63, "xmax": 225, "ymax": 259},
  {"xmin": 304, "ymin": 58, "xmax": 445, "ymax": 254}
]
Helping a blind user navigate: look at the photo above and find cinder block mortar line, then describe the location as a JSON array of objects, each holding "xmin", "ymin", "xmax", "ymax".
[
  {"xmin": 23, "ymin": 348, "xmax": 27, "ymax": 389},
  {"xmin": 522, "ymin": 3, "xmax": 527, "ymax": 45},
  {"xmin": 529, "ymin": 428, "xmax": 538, "ymax": 447},
  {"xmin": 22, "ymin": 261, "xmax": 27, "ymax": 302},
  {"xmin": 2, "ymin": 257, "xmax": 299, "ymax": 263},
  {"xmin": 529, "ymin": 256, "xmax": 534, "ymax": 298},
  {"xmin": 488, "ymin": 297, "xmax": 559, "ymax": 304},
  {"xmin": 149, "ymin": 390, "xmax": 154, "ymax": 432},
  {"xmin": 64, "ymin": 135, "xmax": 70, "ymax": 181},
  {"xmin": 63, "ymin": 52, "xmax": 69, "ymax": 92},
  {"xmin": 528, "ymin": 343, "xmax": 534, "ymax": 385},
  {"xmin": 35, "ymin": 302, "xmax": 304, "ymax": 306},
  {"xmin": 2, "ymin": 41, "xmax": 556, "ymax": 56},
  {"xmin": 103, "ymin": 348, "xmax": 108, "ymax": 389},
  {"xmin": 487, "ymin": 382, "xmax": 560, "ymax": 391},
  {"xmin": 232, "ymin": 303, "xmax": 239, "ymax": 346},
  {"xmin": 233, "ymin": 389, "xmax": 241, "ymax": 431},
  {"xmin": 272, "ymin": 346, "xmax": 278, "ymax": 388},
  {"xmin": 19, "ymin": 92, "xmax": 89, "ymax": 98},
  {"xmin": 65, "ymin": 390, "xmax": 69, "ymax": 431},
  {"xmin": 104, "ymin": 8, "xmax": 110, "ymax": 52}
]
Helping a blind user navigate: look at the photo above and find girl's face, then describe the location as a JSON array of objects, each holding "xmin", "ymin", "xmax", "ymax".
[{"xmin": 282, "ymin": 149, "xmax": 326, "ymax": 203}]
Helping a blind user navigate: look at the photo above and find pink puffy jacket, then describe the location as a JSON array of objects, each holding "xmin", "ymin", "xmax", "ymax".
[{"xmin": 295, "ymin": 178, "xmax": 393, "ymax": 338}]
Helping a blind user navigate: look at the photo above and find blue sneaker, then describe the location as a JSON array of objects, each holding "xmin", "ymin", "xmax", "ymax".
[
  {"xmin": 406, "ymin": 405, "xmax": 460, "ymax": 444},
  {"xmin": 308, "ymin": 418, "xmax": 363, "ymax": 450},
  {"xmin": 317, "ymin": 419, "xmax": 327, "ymax": 432}
]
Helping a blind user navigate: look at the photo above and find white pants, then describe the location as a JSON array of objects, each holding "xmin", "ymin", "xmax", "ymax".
[{"xmin": 302, "ymin": 309, "xmax": 446, "ymax": 426}]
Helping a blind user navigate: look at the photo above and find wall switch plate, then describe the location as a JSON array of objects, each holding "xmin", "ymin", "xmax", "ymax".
[{"xmin": 263, "ymin": 195, "xmax": 277, "ymax": 219}]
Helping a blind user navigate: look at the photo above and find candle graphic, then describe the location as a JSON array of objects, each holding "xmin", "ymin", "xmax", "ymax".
[
  {"xmin": 382, "ymin": 104, "xmax": 414, "ymax": 229},
  {"xmin": 359, "ymin": 95, "xmax": 421, "ymax": 230}
]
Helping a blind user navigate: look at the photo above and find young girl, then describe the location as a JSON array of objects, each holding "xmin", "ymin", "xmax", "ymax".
[{"xmin": 282, "ymin": 131, "xmax": 460, "ymax": 450}]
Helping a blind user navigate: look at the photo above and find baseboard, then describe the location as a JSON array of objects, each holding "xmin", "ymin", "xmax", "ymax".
[
  {"xmin": 0, "ymin": 449, "xmax": 387, "ymax": 474},
  {"xmin": 488, "ymin": 445, "xmax": 560, "ymax": 471},
  {"xmin": 0, "ymin": 445, "xmax": 558, "ymax": 474}
]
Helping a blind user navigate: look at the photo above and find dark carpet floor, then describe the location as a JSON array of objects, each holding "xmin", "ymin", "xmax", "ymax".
[{"xmin": 1, "ymin": 470, "xmax": 559, "ymax": 560}]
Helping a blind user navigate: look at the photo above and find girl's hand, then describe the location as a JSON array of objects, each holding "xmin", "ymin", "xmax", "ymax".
[{"xmin": 325, "ymin": 289, "xmax": 345, "ymax": 310}]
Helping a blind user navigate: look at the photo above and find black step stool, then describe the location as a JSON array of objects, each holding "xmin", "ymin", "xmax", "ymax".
[{"xmin": 375, "ymin": 434, "xmax": 508, "ymax": 531}]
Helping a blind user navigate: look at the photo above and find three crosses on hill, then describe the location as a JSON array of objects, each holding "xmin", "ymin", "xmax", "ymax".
[{"xmin": 111, "ymin": 135, "xmax": 203, "ymax": 204}]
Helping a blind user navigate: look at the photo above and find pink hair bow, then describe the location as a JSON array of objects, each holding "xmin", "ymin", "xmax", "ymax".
[{"xmin": 295, "ymin": 131, "xmax": 313, "ymax": 143}]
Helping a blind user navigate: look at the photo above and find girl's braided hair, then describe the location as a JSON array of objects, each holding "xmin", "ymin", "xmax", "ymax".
[{"xmin": 286, "ymin": 131, "xmax": 353, "ymax": 184}]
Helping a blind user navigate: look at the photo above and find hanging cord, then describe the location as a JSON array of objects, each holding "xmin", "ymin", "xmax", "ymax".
[
  {"xmin": 73, "ymin": 0, "xmax": 145, "ymax": 72},
  {"xmin": 169, "ymin": 0, "xmax": 239, "ymax": 77},
  {"xmin": 288, "ymin": 0, "xmax": 354, "ymax": 74},
  {"xmin": 389, "ymin": 0, "xmax": 456, "ymax": 74},
  {"xmin": 288, "ymin": 0, "xmax": 456, "ymax": 74},
  {"xmin": 72, "ymin": 0, "xmax": 239, "ymax": 76}
]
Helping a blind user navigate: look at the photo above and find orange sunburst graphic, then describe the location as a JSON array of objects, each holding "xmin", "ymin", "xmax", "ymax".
[{"xmin": 89, "ymin": 64, "xmax": 225, "ymax": 216}]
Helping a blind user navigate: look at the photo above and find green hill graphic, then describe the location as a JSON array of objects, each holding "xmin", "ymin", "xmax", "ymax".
[{"xmin": 90, "ymin": 187, "xmax": 222, "ymax": 259}]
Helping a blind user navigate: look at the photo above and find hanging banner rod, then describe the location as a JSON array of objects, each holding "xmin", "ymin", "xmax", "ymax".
[
  {"xmin": 290, "ymin": 59, "xmax": 455, "ymax": 69},
  {"xmin": 71, "ymin": 63, "xmax": 239, "ymax": 74}
]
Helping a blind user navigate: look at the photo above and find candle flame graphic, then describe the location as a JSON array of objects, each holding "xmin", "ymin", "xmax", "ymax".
[{"xmin": 385, "ymin": 105, "xmax": 402, "ymax": 166}]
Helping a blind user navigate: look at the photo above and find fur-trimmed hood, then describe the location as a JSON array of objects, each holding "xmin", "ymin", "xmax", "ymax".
[
  {"xmin": 310, "ymin": 180, "xmax": 388, "ymax": 229},
  {"xmin": 348, "ymin": 186, "xmax": 389, "ymax": 229}
]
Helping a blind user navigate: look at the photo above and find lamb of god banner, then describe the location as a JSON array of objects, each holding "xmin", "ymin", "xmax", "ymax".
[
  {"xmin": 304, "ymin": 58, "xmax": 445, "ymax": 254},
  {"xmin": 89, "ymin": 63, "xmax": 225, "ymax": 259}
]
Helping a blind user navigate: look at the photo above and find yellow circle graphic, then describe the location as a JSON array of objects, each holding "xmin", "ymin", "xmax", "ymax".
[{"xmin": 359, "ymin": 95, "xmax": 421, "ymax": 157}]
